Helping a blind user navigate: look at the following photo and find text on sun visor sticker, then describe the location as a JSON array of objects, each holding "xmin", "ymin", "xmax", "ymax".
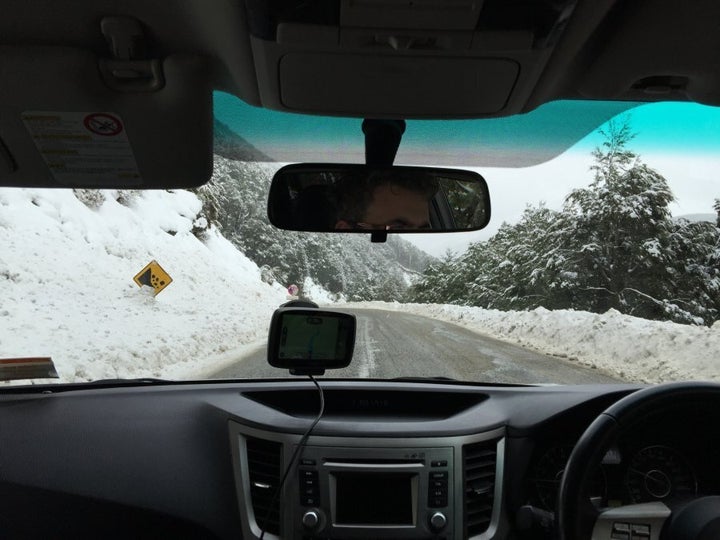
[{"xmin": 22, "ymin": 112, "xmax": 142, "ymax": 186}]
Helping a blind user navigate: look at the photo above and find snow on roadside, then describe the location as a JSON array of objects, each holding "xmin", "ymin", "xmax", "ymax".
[
  {"xmin": 344, "ymin": 301, "xmax": 720, "ymax": 384},
  {"xmin": 302, "ymin": 276, "xmax": 344, "ymax": 305},
  {"xmin": 0, "ymin": 188, "xmax": 286, "ymax": 383}
]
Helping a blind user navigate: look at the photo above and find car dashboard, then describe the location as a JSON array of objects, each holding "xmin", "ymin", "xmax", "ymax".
[{"xmin": 1, "ymin": 379, "xmax": 718, "ymax": 540}]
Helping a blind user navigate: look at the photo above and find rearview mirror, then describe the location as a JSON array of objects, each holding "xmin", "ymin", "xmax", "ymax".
[{"xmin": 267, "ymin": 164, "xmax": 490, "ymax": 233}]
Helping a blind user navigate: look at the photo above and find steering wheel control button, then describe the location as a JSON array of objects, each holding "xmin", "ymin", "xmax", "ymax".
[
  {"xmin": 611, "ymin": 522, "xmax": 631, "ymax": 540},
  {"xmin": 610, "ymin": 521, "xmax": 651, "ymax": 540}
]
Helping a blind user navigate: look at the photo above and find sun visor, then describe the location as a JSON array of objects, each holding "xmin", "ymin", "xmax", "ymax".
[{"xmin": 0, "ymin": 47, "xmax": 213, "ymax": 189}]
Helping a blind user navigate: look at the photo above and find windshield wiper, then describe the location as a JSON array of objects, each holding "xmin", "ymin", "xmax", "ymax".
[
  {"xmin": 389, "ymin": 377, "xmax": 533, "ymax": 387},
  {"xmin": 390, "ymin": 376, "xmax": 458, "ymax": 382},
  {"xmin": 85, "ymin": 377, "xmax": 172, "ymax": 386},
  {"xmin": 0, "ymin": 377, "xmax": 180, "ymax": 395}
]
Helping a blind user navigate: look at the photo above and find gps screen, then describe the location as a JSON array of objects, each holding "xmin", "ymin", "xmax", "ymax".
[{"xmin": 278, "ymin": 313, "xmax": 347, "ymax": 360}]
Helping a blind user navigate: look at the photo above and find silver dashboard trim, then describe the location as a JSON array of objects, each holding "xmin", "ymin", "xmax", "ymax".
[{"xmin": 323, "ymin": 461, "xmax": 425, "ymax": 469}]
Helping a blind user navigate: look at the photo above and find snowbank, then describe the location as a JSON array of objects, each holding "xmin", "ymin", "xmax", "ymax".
[
  {"xmin": 0, "ymin": 188, "xmax": 286, "ymax": 383},
  {"xmin": 345, "ymin": 302, "xmax": 720, "ymax": 384}
]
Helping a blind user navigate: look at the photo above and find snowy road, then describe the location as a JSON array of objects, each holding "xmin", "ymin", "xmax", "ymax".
[{"xmin": 210, "ymin": 308, "xmax": 621, "ymax": 384}]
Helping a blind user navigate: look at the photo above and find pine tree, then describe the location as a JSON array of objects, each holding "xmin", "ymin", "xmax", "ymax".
[
  {"xmin": 668, "ymin": 219, "xmax": 720, "ymax": 324},
  {"xmin": 411, "ymin": 116, "xmax": 720, "ymax": 325},
  {"xmin": 562, "ymin": 117, "xmax": 676, "ymax": 319}
]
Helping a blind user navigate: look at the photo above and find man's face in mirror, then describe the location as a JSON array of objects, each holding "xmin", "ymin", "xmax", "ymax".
[{"xmin": 335, "ymin": 182, "xmax": 431, "ymax": 230}]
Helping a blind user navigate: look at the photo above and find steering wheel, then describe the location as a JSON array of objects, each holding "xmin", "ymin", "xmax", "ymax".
[{"xmin": 558, "ymin": 382, "xmax": 720, "ymax": 540}]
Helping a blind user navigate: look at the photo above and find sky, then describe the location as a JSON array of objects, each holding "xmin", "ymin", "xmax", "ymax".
[{"xmin": 214, "ymin": 94, "xmax": 720, "ymax": 257}]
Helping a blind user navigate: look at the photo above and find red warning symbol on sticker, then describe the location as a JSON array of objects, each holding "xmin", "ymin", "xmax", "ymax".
[{"xmin": 83, "ymin": 113, "xmax": 123, "ymax": 136}]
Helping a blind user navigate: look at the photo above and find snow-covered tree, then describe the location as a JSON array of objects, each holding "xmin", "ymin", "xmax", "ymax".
[
  {"xmin": 411, "ymin": 116, "xmax": 720, "ymax": 325},
  {"xmin": 562, "ymin": 118, "xmax": 677, "ymax": 319},
  {"xmin": 194, "ymin": 155, "xmax": 434, "ymax": 301},
  {"xmin": 668, "ymin": 219, "xmax": 720, "ymax": 324}
]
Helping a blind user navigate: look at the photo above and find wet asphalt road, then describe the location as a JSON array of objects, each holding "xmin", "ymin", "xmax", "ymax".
[{"xmin": 209, "ymin": 308, "xmax": 620, "ymax": 384}]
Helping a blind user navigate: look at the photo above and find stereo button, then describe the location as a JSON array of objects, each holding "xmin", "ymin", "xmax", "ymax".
[
  {"xmin": 429, "ymin": 512, "xmax": 447, "ymax": 531},
  {"xmin": 429, "ymin": 496, "xmax": 448, "ymax": 508},
  {"xmin": 301, "ymin": 496, "xmax": 319, "ymax": 506},
  {"xmin": 302, "ymin": 510, "xmax": 320, "ymax": 529}
]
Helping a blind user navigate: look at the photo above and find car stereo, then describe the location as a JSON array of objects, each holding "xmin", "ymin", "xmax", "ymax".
[{"xmin": 290, "ymin": 445, "xmax": 455, "ymax": 539}]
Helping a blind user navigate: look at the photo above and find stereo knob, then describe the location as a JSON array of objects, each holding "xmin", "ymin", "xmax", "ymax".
[
  {"xmin": 429, "ymin": 511, "xmax": 447, "ymax": 531},
  {"xmin": 302, "ymin": 510, "xmax": 320, "ymax": 529}
]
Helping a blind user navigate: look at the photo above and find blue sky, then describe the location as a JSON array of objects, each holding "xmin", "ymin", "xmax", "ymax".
[
  {"xmin": 214, "ymin": 92, "xmax": 720, "ymax": 165},
  {"xmin": 215, "ymin": 92, "xmax": 638, "ymax": 166}
]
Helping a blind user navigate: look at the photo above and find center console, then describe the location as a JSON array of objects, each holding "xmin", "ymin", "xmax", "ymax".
[{"xmin": 231, "ymin": 423, "xmax": 505, "ymax": 540}]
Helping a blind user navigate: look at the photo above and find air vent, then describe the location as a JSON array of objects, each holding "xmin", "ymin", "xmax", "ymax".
[
  {"xmin": 463, "ymin": 439, "xmax": 499, "ymax": 537},
  {"xmin": 246, "ymin": 436, "xmax": 283, "ymax": 536}
]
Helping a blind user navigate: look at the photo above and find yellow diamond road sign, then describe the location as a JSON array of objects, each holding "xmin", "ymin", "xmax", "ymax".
[{"xmin": 133, "ymin": 260, "xmax": 173, "ymax": 296}]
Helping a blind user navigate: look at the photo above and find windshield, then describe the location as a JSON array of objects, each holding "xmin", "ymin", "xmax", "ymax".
[{"xmin": 1, "ymin": 97, "xmax": 718, "ymax": 385}]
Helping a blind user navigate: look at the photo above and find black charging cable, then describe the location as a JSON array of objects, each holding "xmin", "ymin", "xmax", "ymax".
[{"xmin": 258, "ymin": 375, "xmax": 325, "ymax": 539}]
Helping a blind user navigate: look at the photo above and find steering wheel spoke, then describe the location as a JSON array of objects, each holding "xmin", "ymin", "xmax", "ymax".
[{"xmin": 591, "ymin": 502, "xmax": 670, "ymax": 540}]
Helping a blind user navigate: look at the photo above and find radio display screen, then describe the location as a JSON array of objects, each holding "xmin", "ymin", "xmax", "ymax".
[{"xmin": 334, "ymin": 472, "xmax": 415, "ymax": 525}]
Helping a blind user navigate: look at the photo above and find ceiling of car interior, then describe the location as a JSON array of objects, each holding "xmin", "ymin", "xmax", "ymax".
[{"xmin": 1, "ymin": 0, "xmax": 719, "ymax": 187}]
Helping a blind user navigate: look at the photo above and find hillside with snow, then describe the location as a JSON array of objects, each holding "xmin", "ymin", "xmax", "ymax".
[{"xmin": 0, "ymin": 187, "xmax": 287, "ymax": 382}]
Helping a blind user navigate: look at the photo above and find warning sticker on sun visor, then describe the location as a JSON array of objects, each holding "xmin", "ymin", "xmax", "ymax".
[{"xmin": 22, "ymin": 112, "xmax": 142, "ymax": 186}]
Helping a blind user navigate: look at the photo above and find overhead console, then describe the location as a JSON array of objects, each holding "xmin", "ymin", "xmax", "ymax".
[{"xmin": 243, "ymin": 0, "xmax": 579, "ymax": 118}]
